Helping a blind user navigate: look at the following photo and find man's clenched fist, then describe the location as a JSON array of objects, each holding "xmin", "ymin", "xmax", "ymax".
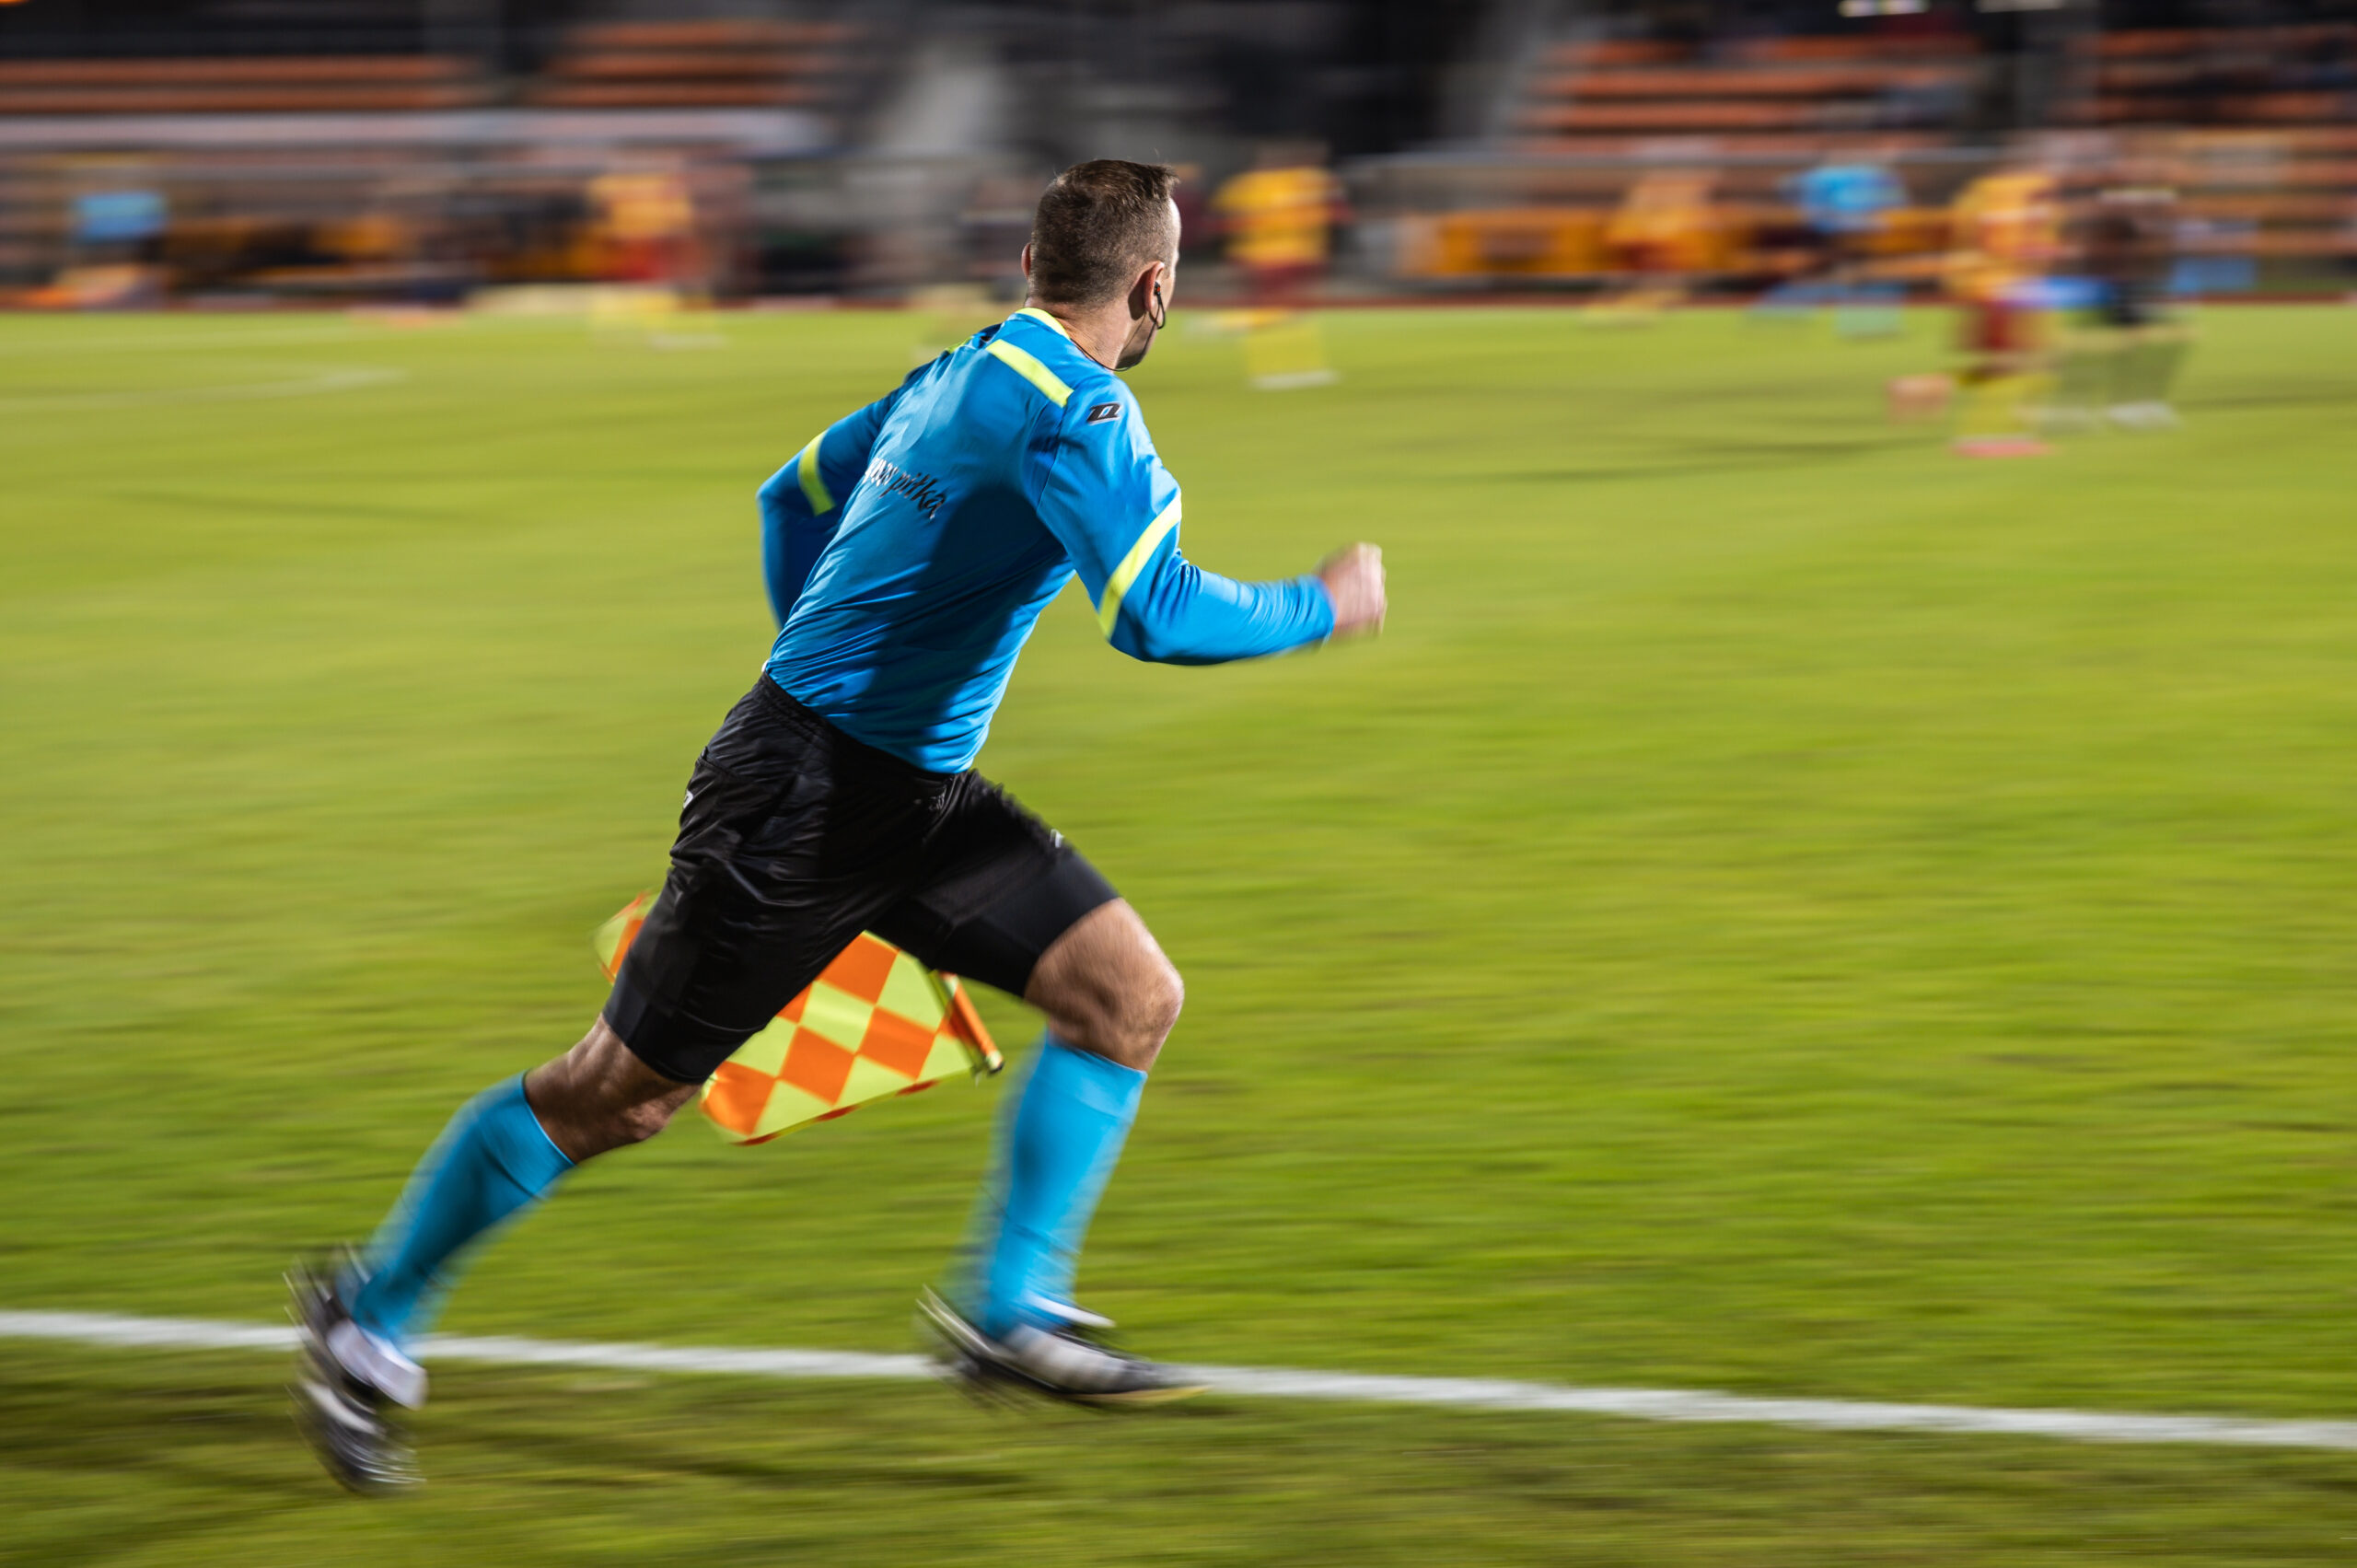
[{"xmin": 1317, "ymin": 543, "xmax": 1387, "ymax": 640}]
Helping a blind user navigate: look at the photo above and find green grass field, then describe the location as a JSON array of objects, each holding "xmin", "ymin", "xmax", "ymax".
[{"xmin": 4, "ymin": 303, "xmax": 2354, "ymax": 1564}]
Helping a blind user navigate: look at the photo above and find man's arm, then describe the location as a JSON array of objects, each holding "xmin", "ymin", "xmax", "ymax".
[
  {"xmin": 757, "ymin": 369, "xmax": 923, "ymax": 625},
  {"xmin": 1098, "ymin": 524, "xmax": 1332, "ymax": 665},
  {"xmin": 1036, "ymin": 394, "xmax": 1378, "ymax": 665}
]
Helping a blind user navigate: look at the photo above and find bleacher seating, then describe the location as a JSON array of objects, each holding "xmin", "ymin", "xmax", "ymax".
[
  {"xmin": 0, "ymin": 55, "xmax": 486, "ymax": 115},
  {"xmin": 528, "ymin": 19, "xmax": 852, "ymax": 110},
  {"xmin": 1516, "ymin": 33, "xmax": 1976, "ymax": 156},
  {"xmin": 2080, "ymin": 25, "xmax": 2355, "ymax": 128},
  {"xmin": 2075, "ymin": 28, "xmax": 2357, "ymax": 262}
]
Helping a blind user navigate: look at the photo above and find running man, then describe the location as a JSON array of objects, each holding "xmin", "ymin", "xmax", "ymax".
[
  {"xmin": 290, "ymin": 159, "xmax": 1386, "ymax": 1492},
  {"xmin": 1211, "ymin": 145, "xmax": 1346, "ymax": 389},
  {"xmin": 1946, "ymin": 161, "xmax": 2062, "ymax": 458},
  {"xmin": 1789, "ymin": 150, "xmax": 1906, "ymax": 336},
  {"xmin": 2081, "ymin": 161, "xmax": 2189, "ymax": 429}
]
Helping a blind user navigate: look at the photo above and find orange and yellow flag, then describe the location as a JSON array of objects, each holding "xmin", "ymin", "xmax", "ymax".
[{"xmin": 595, "ymin": 892, "xmax": 1002, "ymax": 1144}]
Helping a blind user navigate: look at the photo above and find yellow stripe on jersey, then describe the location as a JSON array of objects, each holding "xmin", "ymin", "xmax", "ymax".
[
  {"xmin": 984, "ymin": 338, "xmax": 1074, "ymax": 408},
  {"xmin": 795, "ymin": 430, "xmax": 833, "ymax": 514},
  {"xmin": 1096, "ymin": 498, "xmax": 1182, "ymax": 636}
]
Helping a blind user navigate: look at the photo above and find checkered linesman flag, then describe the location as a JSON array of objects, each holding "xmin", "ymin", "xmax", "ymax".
[{"xmin": 595, "ymin": 892, "xmax": 1004, "ymax": 1144}]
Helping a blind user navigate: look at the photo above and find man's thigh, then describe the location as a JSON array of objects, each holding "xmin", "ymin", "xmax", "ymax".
[
  {"xmin": 868, "ymin": 773, "xmax": 1120, "ymax": 1002},
  {"xmin": 603, "ymin": 679, "xmax": 947, "ymax": 1084}
]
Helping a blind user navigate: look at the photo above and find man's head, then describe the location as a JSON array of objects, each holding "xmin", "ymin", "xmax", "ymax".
[{"xmin": 1023, "ymin": 159, "xmax": 1179, "ymax": 370}]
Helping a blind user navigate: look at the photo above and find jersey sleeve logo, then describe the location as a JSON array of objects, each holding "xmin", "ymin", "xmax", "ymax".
[{"xmin": 1086, "ymin": 401, "xmax": 1122, "ymax": 424}]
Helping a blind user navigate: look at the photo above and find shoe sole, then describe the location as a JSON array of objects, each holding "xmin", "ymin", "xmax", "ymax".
[
  {"xmin": 917, "ymin": 1289, "xmax": 1208, "ymax": 1410},
  {"xmin": 942, "ymin": 1347, "xmax": 1211, "ymax": 1410},
  {"xmin": 286, "ymin": 1260, "xmax": 420, "ymax": 1494}
]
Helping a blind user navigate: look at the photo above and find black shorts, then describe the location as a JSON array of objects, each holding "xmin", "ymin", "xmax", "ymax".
[{"xmin": 603, "ymin": 676, "xmax": 1119, "ymax": 1084}]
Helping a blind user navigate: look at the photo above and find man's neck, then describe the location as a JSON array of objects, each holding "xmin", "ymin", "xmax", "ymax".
[{"xmin": 1022, "ymin": 297, "xmax": 1129, "ymax": 371}]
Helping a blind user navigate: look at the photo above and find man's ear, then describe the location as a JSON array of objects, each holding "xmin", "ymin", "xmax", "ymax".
[
  {"xmin": 1020, "ymin": 243, "xmax": 1034, "ymax": 282},
  {"xmin": 1130, "ymin": 259, "xmax": 1162, "ymax": 318}
]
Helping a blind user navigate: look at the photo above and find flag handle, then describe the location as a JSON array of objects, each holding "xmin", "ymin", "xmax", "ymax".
[{"xmin": 939, "ymin": 976, "xmax": 1004, "ymax": 1076}]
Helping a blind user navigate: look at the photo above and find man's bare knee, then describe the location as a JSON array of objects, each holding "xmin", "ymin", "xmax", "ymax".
[
  {"xmin": 1080, "ymin": 952, "xmax": 1181, "ymax": 1067},
  {"xmin": 522, "ymin": 1018, "xmax": 698, "ymax": 1162},
  {"xmin": 1125, "ymin": 958, "xmax": 1184, "ymax": 1055},
  {"xmin": 1026, "ymin": 900, "xmax": 1183, "ymax": 1071}
]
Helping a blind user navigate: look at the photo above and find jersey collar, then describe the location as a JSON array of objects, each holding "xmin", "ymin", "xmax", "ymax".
[{"xmin": 1012, "ymin": 305, "xmax": 1075, "ymax": 340}]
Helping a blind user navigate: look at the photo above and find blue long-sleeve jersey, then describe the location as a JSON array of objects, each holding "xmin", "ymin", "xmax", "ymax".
[{"xmin": 757, "ymin": 307, "xmax": 1335, "ymax": 773}]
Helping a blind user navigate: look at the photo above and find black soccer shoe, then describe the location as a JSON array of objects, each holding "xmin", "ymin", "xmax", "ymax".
[
  {"xmin": 287, "ymin": 1254, "xmax": 421, "ymax": 1494},
  {"xmin": 918, "ymin": 1287, "xmax": 1209, "ymax": 1410}
]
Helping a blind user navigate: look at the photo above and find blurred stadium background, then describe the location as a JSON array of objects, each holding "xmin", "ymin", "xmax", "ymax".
[
  {"xmin": 6, "ymin": 2, "xmax": 2356, "ymax": 1564},
  {"xmin": 0, "ymin": 0, "xmax": 2352, "ymax": 307}
]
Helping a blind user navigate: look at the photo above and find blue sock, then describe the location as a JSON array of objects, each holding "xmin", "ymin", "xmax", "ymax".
[
  {"xmin": 970, "ymin": 1035, "xmax": 1146, "ymax": 1337},
  {"xmin": 348, "ymin": 1074, "xmax": 574, "ymax": 1348}
]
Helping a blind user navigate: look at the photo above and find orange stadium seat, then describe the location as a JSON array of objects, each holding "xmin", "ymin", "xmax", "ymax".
[
  {"xmin": 1733, "ymin": 33, "xmax": 1977, "ymax": 62},
  {"xmin": 0, "ymin": 55, "xmax": 486, "ymax": 114},
  {"xmin": 1528, "ymin": 101, "xmax": 1825, "ymax": 134},
  {"xmin": 2076, "ymin": 24, "xmax": 2354, "ymax": 132},
  {"xmin": 528, "ymin": 18, "xmax": 853, "ymax": 110},
  {"xmin": 1544, "ymin": 40, "xmax": 1691, "ymax": 70},
  {"xmin": 1516, "ymin": 30, "xmax": 1973, "ymax": 145},
  {"xmin": 1562, "ymin": 65, "xmax": 1956, "ymax": 100}
]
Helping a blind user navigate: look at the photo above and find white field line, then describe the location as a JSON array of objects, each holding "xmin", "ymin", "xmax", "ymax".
[
  {"xmin": 3, "ymin": 1307, "xmax": 2352, "ymax": 1453},
  {"xmin": 0, "ymin": 366, "xmax": 404, "ymax": 412},
  {"xmin": 0, "ymin": 324, "xmax": 368, "ymax": 356}
]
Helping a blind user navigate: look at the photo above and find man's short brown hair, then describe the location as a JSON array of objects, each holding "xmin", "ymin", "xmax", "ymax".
[{"xmin": 1028, "ymin": 159, "xmax": 1178, "ymax": 308}]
